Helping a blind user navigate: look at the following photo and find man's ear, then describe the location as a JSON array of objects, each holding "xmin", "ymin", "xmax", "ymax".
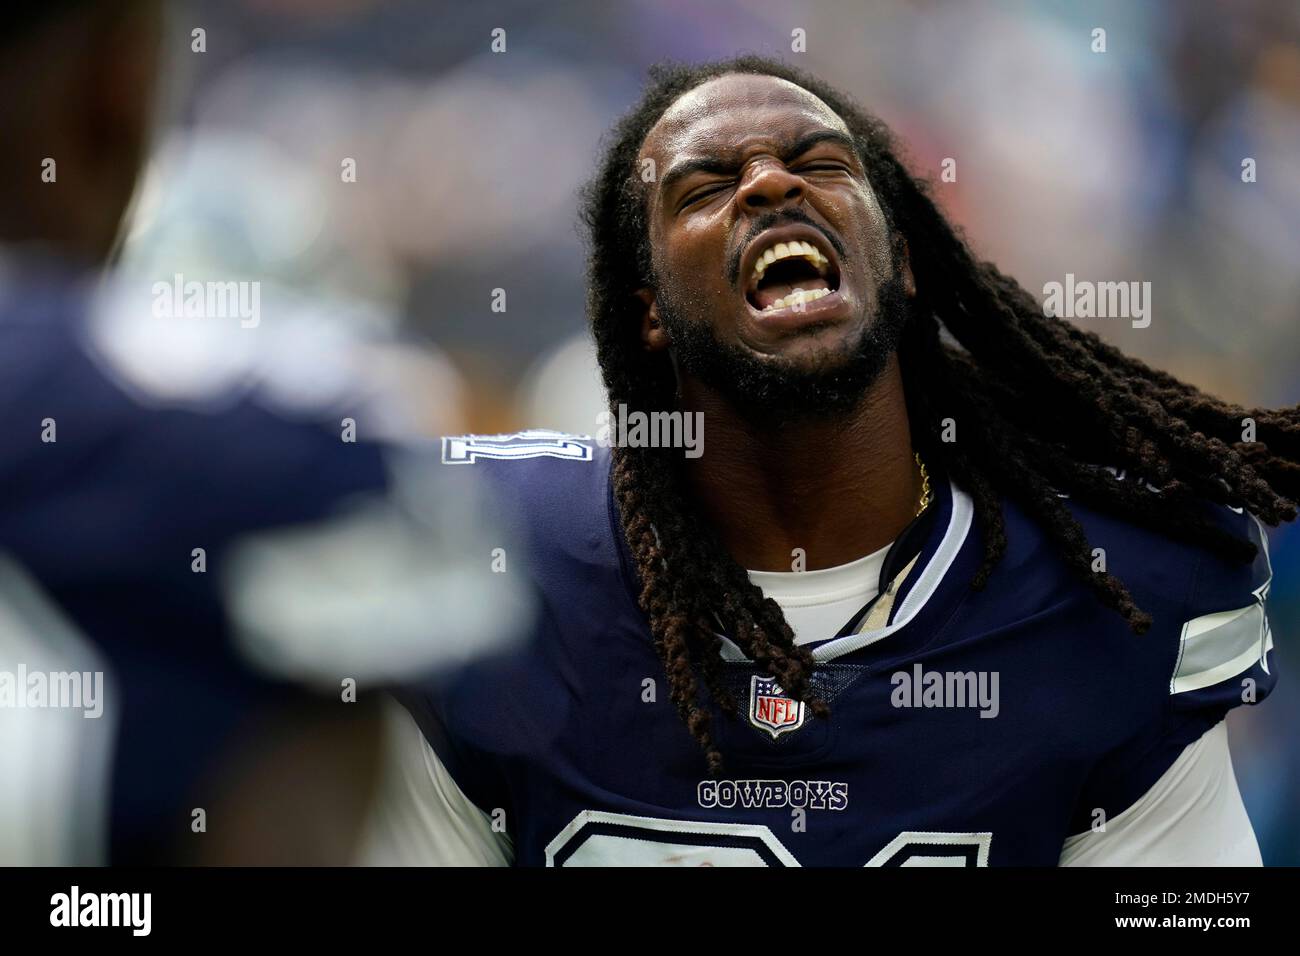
[{"xmin": 635, "ymin": 288, "xmax": 672, "ymax": 352}]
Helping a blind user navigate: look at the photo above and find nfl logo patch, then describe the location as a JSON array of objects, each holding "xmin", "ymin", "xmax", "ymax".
[{"xmin": 748, "ymin": 675, "xmax": 807, "ymax": 739}]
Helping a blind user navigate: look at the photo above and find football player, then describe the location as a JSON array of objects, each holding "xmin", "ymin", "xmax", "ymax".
[{"xmin": 360, "ymin": 57, "xmax": 1291, "ymax": 866}]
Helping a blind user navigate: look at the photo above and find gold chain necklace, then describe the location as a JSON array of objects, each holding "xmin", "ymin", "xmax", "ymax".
[{"xmin": 914, "ymin": 452, "xmax": 932, "ymax": 517}]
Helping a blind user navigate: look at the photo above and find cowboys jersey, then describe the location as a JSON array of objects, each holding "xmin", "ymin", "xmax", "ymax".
[{"xmin": 365, "ymin": 430, "xmax": 1277, "ymax": 867}]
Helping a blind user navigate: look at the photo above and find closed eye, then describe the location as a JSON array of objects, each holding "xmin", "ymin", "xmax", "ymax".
[{"xmin": 681, "ymin": 182, "xmax": 732, "ymax": 208}]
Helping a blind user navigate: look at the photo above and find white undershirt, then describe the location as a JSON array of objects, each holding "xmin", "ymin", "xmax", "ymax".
[{"xmin": 747, "ymin": 541, "xmax": 892, "ymax": 645}]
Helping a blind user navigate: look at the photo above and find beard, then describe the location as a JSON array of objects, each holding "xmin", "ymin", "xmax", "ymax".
[{"xmin": 655, "ymin": 270, "xmax": 912, "ymax": 424}]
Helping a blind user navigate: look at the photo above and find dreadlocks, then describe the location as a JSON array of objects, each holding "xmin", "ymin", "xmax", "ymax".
[{"xmin": 580, "ymin": 55, "xmax": 1300, "ymax": 774}]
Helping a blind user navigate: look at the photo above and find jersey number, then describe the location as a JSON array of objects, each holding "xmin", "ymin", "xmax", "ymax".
[
  {"xmin": 545, "ymin": 810, "xmax": 991, "ymax": 867},
  {"xmin": 441, "ymin": 430, "xmax": 592, "ymax": 464}
]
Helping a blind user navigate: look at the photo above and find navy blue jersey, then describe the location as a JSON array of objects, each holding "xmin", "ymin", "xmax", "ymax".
[
  {"xmin": 0, "ymin": 261, "xmax": 421, "ymax": 863},
  {"xmin": 398, "ymin": 431, "xmax": 1277, "ymax": 866}
]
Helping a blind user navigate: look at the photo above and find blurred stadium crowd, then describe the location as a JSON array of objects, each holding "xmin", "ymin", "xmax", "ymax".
[{"xmin": 3, "ymin": 0, "xmax": 1297, "ymax": 863}]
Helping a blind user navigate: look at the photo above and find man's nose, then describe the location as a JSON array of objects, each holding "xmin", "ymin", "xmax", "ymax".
[{"xmin": 735, "ymin": 159, "xmax": 805, "ymax": 212}]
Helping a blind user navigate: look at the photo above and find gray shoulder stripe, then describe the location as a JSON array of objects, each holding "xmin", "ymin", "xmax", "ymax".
[
  {"xmin": 1170, "ymin": 513, "xmax": 1273, "ymax": 695},
  {"xmin": 1171, "ymin": 601, "xmax": 1273, "ymax": 695}
]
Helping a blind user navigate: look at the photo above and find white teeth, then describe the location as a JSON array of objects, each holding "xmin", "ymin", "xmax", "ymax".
[
  {"xmin": 761, "ymin": 286, "xmax": 832, "ymax": 312},
  {"xmin": 751, "ymin": 239, "xmax": 830, "ymax": 282}
]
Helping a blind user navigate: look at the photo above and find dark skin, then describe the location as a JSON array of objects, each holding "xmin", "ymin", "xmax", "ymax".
[
  {"xmin": 0, "ymin": 4, "xmax": 163, "ymax": 266},
  {"xmin": 636, "ymin": 74, "xmax": 921, "ymax": 572}
]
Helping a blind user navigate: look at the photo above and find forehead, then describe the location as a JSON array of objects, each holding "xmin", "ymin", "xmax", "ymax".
[{"xmin": 641, "ymin": 73, "xmax": 849, "ymax": 160}]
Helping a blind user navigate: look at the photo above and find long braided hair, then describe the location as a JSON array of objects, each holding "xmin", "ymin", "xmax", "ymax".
[{"xmin": 580, "ymin": 55, "xmax": 1300, "ymax": 774}]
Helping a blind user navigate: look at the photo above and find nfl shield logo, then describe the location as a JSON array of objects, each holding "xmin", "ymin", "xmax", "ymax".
[{"xmin": 748, "ymin": 675, "xmax": 807, "ymax": 739}]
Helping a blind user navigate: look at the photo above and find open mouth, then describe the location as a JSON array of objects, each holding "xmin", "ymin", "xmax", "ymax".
[{"xmin": 744, "ymin": 237, "xmax": 841, "ymax": 313}]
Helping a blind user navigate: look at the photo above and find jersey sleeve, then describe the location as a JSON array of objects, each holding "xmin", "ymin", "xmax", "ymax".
[
  {"xmin": 355, "ymin": 697, "xmax": 514, "ymax": 866},
  {"xmin": 1059, "ymin": 721, "xmax": 1261, "ymax": 865},
  {"xmin": 1065, "ymin": 510, "xmax": 1276, "ymax": 841},
  {"xmin": 1166, "ymin": 514, "xmax": 1276, "ymax": 717}
]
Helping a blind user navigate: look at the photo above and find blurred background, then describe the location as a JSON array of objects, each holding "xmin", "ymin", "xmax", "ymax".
[{"xmin": 82, "ymin": 0, "xmax": 1300, "ymax": 862}]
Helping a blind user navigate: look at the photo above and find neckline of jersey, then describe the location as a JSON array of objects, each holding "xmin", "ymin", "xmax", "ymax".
[{"xmin": 605, "ymin": 451, "xmax": 977, "ymax": 664}]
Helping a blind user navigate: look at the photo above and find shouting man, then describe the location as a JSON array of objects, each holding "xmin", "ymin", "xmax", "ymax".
[{"xmin": 362, "ymin": 57, "xmax": 1293, "ymax": 866}]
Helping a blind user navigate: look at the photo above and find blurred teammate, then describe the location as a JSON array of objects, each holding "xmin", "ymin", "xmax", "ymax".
[
  {"xmin": 364, "ymin": 58, "xmax": 1292, "ymax": 866},
  {"xmin": 0, "ymin": 3, "xmax": 524, "ymax": 864}
]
